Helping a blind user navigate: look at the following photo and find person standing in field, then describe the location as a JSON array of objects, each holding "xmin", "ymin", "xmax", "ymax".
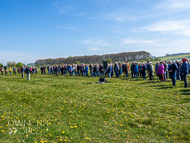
[
  {"xmin": 141, "ymin": 63, "xmax": 146, "ymax": 80},
  {"xmin": 155, "ymin": 62, "xmax": 159, "ymax": 74},
  {"xmin": 176, "ymin": 60, "xmax": 180, "ymax": 80},
  {"xmin": 21, "ymin": 66, "xmax": 24, "ymax": 78},
  {"xmin": 131, "ymin": 62, "xmax": 135, "ymax": 78},
  {"xmin": 9, "ymin": 67, "xmax": 12, "ymax": 75},
  {"xmin": 157, "ymin": 62, "xmax": 165, "ymax": 82},
  {"xmin": 17, "ymin": 67, "xmax": 20, "ymax": 74},
  {"xmin": 1, "ymin": 67, "xmax": 3, "ymax": 75},
  {"xmin": 13, "ymin": 67, "xmax": 16, "ymax": 75},
  {"xmin": 77, "ymin": 63, "xmax": 80, "ymax": 76},
  {"xmin": 133, "ymin": 62, "xmax": 139, "ymax": 79},
  {"xmin": 147, "ymin": 61, "xmax": 153, "ymax": 80},
  {"xmin": 180, "ymin": 58, "xmax": 189, "ymax": 88},
  {"xmin": 169, "ymin": 61, "xmax": 178, "ymax": 87},
  {"xmin": 25, "ymin": 66, "xmax": 30, "ymax": 81},
  {"xmin": 114, "ymin": 62, "xmax": 119, "ymax": 78}
]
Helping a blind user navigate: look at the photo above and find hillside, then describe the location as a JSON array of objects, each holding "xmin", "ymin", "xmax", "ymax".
[
  {"xmin": 158, "ymin": 54, "xmax": 190, "ymax": 61},
  {"xmin": 35, "ymin": 51, "xmax": 151, "ymax": 65}
]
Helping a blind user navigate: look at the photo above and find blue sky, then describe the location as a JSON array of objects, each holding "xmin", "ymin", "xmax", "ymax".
[{"xmin": 0, "ymin": 0, "xmax": 190, "ymax": 65}]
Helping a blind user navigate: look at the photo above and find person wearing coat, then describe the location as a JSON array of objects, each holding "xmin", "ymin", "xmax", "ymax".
[
  {"xmin": 169, "ymin": 61, "xmax": 178, "ymax": 86},
  {"xmin": 180, "ymin": 58, "xmax": 189, "ymax": 88},
  {"xmin": 147, "ymin": 61, "xmax": 153, "ymax": 80},
  {"xmin": 157, "ymin": 62, "xmax": 165, "ymax": 82},
  {"xmin": 133, "ymin": 62, "xmax": 139, "ymax": 79},
  {"xmin": 25, "ymin": 66, "xmax": 30, "ymax": 81},
  {"xmin": 114, "ymin": 62, "xmax": 119, "ymax": 78}
]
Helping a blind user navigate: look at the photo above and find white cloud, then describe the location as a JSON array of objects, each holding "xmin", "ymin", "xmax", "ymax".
[
  {"xmin": 122, "ymin": 39, "xmax": 161, "ymax": 44},
  {"xmin": 156, "ymin": 0, "xmax": 190, "ymax": 11},
  {"xmin": 87, "ymin": 47, "xmax": 102, "ymax": 51},
  {"xmin": 53, "ymin": 1, "xmax": 74, "ymax": 14},
  {"xmin": 102, "ymin": 10, "xmax": 136, "ymax": 21},
  {"xmin": 142, "ymin": 19, "xmax": 190, "ymax": 36},
  {"xmin": 82, "ymin": 39, "xmax": 112, "ymax": 46},
  {"xmin": 55, "ymin": 25, "xmax": 76, "ymax": 30}
]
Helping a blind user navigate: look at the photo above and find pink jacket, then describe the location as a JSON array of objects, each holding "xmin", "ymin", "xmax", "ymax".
[{"xmin": 157, "ymin": 65, "xmax": 164, "ymax": 74}]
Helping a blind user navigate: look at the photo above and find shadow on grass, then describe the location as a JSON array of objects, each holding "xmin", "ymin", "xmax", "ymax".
[{"xmin": 180, "ymin": 89, "xmax": 190, "ymax": 95}]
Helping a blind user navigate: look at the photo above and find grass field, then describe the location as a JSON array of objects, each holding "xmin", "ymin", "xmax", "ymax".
[
  {"xmin": 158, "ymin": 54, "xmax": 190, "ymax": 61},
  {"xmin": 0, "ymin": 73, "xmax": 190, "ymax": 143}
]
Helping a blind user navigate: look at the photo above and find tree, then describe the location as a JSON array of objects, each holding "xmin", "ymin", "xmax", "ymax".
[
  {"xmin": 107, "ymin": 58, "xmax": 112, "ymax": 63},
  {"xmin": 0, "ymin": 63, "xmax": 3, "ymax": 67},
  {"xmin": 36, "ymin": 64, "xmax": 40, "ymax": 67},
  {"xmin": 74, "ymin": 61, "xmax": 80, "ymax": 64},
  {"xmin": 16, "ymin": 62, "xmax": 23, "ymax": 68},
  {"xmin": 154, "ymin": 58, "xmax": 160, "ymax": 61},
  {"xmin": 11, "ymin": 61, "xmax": 16, "ymax": 67},
  {"xmin": 7, "ymin": 62, "xmax": 11, "ymax": 67}
]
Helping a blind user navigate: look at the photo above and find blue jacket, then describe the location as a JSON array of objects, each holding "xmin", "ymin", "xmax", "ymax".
[
  {"xmin": 180, "ymin": 62, "xmax": 189, "ymax": 74},
  {"xmin": 86, "ymin": 66, "xmax": 88, "ymax": 72},
  {"xmin": 134, "ymin": 65, "xmax": 139, "ymax": 73},
  {"xmin": 68, "ymin": 66, "xmax": 72, "ymax": 71},
  {"xmin": 111, "ymin": 66, "xmax": 113, "ymax": 72}
]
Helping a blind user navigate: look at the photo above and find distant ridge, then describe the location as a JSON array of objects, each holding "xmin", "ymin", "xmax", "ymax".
[
  {"xmin": 35, "ymin": 51, "xmax": 151, "ymax": 65},
  {"xmin": 166, "ymin": 52, "xmax": 190, "ymax": 56}
]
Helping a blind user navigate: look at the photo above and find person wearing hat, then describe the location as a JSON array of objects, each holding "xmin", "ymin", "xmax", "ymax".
[{"xmin": 180, "ymin": 58, "xmax": 189, "ymax": 88}]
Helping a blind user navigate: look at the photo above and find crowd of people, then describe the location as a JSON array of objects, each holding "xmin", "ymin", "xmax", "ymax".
[{"xmin": 0, "ymin": 58, "xmax": 189, "ymax": 88}]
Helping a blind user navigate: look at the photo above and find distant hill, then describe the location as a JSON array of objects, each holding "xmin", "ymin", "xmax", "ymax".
[
  {"xmin": 35, "ymin": 51, "xmax": 151, "ymax": 65},
  {"xmin": 158, "ymin": 54, "xmax": 190, "ymax": 61}
]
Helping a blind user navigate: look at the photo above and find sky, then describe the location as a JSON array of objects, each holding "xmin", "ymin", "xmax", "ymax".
[{"xmin": 0, "ymin": 0, "xmax": 190, "ymax": 65}]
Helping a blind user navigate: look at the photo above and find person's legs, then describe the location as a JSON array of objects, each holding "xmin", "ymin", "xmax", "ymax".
[
  {"xmin": 172, "ymin": 74, "xmax": 176, "ymax": 86},
  {"xmin": 164, "ymin": 72, "xmax": 166, "ymax": 82},
  {"xmin": 183, "ymin": 74, "xmax": 188, "ymax": 88},
  {"xmin": 180, "ymin": 73, "xmax": 183, "ymax": 81},
  {"xmin": 176, "ymin": 72, "xmax": 180, "ymax": 80},
  {"xmin": 149, "ymin": 72, "xmax": 152, "ymax": 80}
]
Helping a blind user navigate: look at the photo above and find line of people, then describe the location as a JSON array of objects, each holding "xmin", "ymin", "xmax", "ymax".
[{"xmin": 0, "ymin": 58, "xmax": 189, "ymax": 87}]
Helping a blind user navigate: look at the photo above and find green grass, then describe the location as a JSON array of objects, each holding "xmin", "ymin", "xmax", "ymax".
[
  {"xmin": 0, "ymin": 73, "xmax": 190, "ymax": 143},
  {"xmin": 158, "ymin": 54, "xmax": 190, "ymax": 61}
]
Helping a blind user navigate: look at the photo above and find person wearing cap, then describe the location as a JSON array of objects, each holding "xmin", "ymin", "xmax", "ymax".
[{"xmin": 180, "ymin": 58, "xmax": 189, "ymax": 88}]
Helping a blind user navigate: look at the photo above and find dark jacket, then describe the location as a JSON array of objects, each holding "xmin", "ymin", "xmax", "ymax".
[
  {"xmin": 180, "ymin": 62, "xmax": 189, "ymax": 74},
  {"xmin": 147, "ymin": 64, "xmax": 153, "ymax": 72},
  {"xmin": 171, "ymin": 63, "xmax": 178, "ymax": 74}
]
